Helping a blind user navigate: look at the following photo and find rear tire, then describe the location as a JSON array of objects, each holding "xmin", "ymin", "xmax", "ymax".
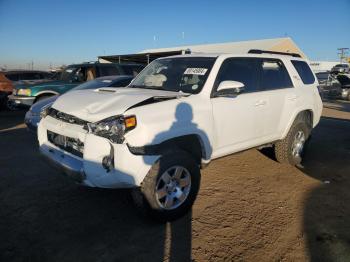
[
  {"xmin": 275, "ymin": 115, "xmax": 311, "ymax": 165},
  {"xmin": 132, "ymin": 151, "xmax": 200, "ymax": 221}
]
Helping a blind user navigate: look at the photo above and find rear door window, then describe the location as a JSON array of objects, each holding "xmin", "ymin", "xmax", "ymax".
[
  {"xmin": 40, "ymin": 72, "xmax": 51, "ymax": 79},
  {"xmin": 259, "ymin": 59, "xmax": 293, "ymax": 90},
  {"xmin": 98, "ymin": 64, "xmax": 120, "ymax": 77},
  {"xmin": 291, "ymin": 60, "xmax": 315, "ymax": 84},
  {"xmin": 20, "ymin": 73, "xmax": 42, "ymax": 80}
]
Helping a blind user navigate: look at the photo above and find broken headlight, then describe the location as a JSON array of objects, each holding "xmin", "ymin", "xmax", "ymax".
[
  {"xmin": 40, "ymin": 104, "xmax": 52, "ymax": 119},
  {"xmin": 87, "ymin": 115, "xmax": 137, "ymax": 143}
]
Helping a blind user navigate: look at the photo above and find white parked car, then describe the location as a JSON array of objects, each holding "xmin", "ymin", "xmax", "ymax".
[{"xmin": 38, "ymin": 50, "xmax": 323, "ymax": 220}]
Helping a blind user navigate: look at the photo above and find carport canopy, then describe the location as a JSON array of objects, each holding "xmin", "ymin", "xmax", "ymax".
[{"xmin": 98, "ymin": 50, "xmax": 183, "ymax": 65}]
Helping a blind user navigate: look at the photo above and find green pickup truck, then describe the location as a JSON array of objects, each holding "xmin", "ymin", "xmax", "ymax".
[{"xmin": 8, "ymin": 62, "xmax": 144, "ymax": 107}]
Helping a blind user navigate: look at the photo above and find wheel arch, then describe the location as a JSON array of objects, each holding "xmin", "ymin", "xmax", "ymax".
[
  {"xmin": 34, "ymin": 91, "xmax": 59, "ymax": 103},
  {"xmin": 282, "ymin": 109, "xmax": 314, "ymax": 139},
  {"xmin": 128, "ymin": 134, "xmax": 209, "ymax": 166}
]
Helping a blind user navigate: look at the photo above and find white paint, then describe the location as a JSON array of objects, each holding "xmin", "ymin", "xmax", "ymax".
[{"xmin": 38, "ymin": 53, "xmax": 322, "ymax": 188}]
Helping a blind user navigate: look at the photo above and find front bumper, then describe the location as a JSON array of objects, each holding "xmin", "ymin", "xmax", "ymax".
[
  {"xmin": 38, "ymin": 116, "xmax": 159, "ymax": 188},
  {"xmin": 24, "ymin": 110, "xmax": 40, "ymax": 132},
  {"xmin": 40, "ymin": 144, "xmax": 86, "ymax": 183},
  {"xmin": 8, "ymin": 94, "xmax": 35, "ymax": 106}
]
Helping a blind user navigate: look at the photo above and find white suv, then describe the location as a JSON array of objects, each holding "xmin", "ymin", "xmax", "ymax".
[{"xmin": 38, "ymin": 51, "xmax": 322, "ymax": 220}]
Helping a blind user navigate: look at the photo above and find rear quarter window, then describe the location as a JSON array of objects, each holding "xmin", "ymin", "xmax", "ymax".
[
  {"xmin": 291, "ymin": 60, "xmax": 315, "ymax": 85},
  {"xmin": 5, "ymin": 73, "xmax": 20, "ymax": 81}
]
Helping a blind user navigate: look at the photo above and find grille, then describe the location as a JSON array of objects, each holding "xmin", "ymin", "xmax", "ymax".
[
  {"xmin": 49, "ymin": 108, "xmax": 89, "ymax": 126},
  {"xmin": 47, "ymin": 131, "xmax": 84, "ymax": 158}
]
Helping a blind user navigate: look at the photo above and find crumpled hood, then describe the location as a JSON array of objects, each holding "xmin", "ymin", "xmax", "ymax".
[{"xmin": 52, "ymin": 87, "xmax": 186, "ymax": 122}]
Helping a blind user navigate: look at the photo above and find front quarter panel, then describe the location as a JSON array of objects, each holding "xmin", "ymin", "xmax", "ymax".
[
  {"xmin": 30, "ymin": 82, "xmax": 78, "ymax": 96},
  {"xmin": 125, "ymin": 95, "xmax": 214, "ymax": 160}
]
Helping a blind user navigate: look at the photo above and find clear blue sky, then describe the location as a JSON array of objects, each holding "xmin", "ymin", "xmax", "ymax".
[{"xmin": 0, "ymin": 0, "xmax": 349, "ymax": 70}]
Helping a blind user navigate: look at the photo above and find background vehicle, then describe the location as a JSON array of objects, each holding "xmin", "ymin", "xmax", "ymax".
[
  {"xmin": 25, "ymin": 75, "xmax": 133, "ymax": 131},
  {"xmin": 38, "ymin": 51, "xmax": 322, "ymax": 221},
  {"xmin": 337, "ymin": 74, "xmax": 350, "ymax": 100},
  {"xmin": 330, "ymin": 64, "xmax": 350, "ymax": 74},
  {"xmin": 315, "ymin": 71, "xmax": 330, "ymax": 87},
  {"xmin": 0, "ymin": 70, "xmax": 52, "ymax": 109},
  {"xmin": 8, "ymin": 63, "xmax": 144, "ymax": 108}
]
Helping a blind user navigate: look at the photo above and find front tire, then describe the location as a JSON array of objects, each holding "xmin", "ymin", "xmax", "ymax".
[
  {"xmin": 132, "ymin": 151, "xmax": 201, "ymax": 221},
  {"xmin": 275, "ymin": 117, "xmax": 311, "ymax": 165}
]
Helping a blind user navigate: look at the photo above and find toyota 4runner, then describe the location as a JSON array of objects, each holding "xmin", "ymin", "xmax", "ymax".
[{"xmin": 38, "ymin": 50, "xmax": 322, "ymax": 220}]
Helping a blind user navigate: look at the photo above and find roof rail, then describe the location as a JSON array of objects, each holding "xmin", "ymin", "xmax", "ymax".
[{"xmin": 248, "ymin": 49, "xmax": 301, "ymax": 58}]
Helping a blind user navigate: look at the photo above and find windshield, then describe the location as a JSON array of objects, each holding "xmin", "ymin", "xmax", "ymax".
[
  {"xmin": 59, "ymin": 66, "xmax": 79, "ymax": 81},
  {"xmin": 72, "ymin": 79, "xmax": 113, "ymax": 91},
  {"xmin": 129, "ymin": 57, "xmax": 216, "ymax": 94}
]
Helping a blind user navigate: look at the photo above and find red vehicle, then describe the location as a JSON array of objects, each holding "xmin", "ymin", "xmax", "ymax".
[
  {"xmin": 0, "ymin": 70, "xmax": 52, "ymax": 109},
  {"xmin": 0, "ymin": 72, "xmax": 14, "ymax": 109}
]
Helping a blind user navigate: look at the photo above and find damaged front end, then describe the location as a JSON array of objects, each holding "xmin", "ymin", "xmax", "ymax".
[{"xmin": 85, "ymin": 115, "xmax": 137, "ymax": 144}]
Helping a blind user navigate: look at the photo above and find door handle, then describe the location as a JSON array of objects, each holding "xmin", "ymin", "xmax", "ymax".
[
  {"xmin": 288, "ymin": 95, "xmax": 299, "ymax": 101},
  {"xmin": 254, "ymin": 100, "xmax": 267, "ymax": 106}
]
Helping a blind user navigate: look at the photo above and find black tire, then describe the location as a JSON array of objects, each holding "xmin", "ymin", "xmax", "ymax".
[
  {"xmin": 274, "ymin": 114, "xmax": 311, "ymax": 166},
  {"xmin": 6, "ymin": 99, "xmax": 19, "ymax": 111},
  {"xmin": 132, "ymin": 151, "xmax": 201, "ymax": 221}
]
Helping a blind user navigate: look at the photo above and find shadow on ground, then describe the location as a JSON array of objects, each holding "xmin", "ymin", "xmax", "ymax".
[
  {"xmin": 0, "ymin": 109, "xmax": 27, "ymax": 131},
  {"xmin": 0, "ymin": 112, "xmax": 193, "ymax": 262}
]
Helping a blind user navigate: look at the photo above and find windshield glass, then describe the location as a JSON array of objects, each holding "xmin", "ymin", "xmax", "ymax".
[
  {"xmin": 59, "ymin": 66, "xmax": 79, "ymax": 81},
  {"xmin": 72, "ymin": 79, "xmax": 113, "ymax": 91},
  {"xmin": 129, "ymin": 57, "xmax": 216, "ymax": 94}
]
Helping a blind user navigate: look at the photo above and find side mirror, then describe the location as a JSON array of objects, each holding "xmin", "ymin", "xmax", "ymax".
[{"xmin": 216, "ymin": 81, "xmax": 245, "ymax": 97}]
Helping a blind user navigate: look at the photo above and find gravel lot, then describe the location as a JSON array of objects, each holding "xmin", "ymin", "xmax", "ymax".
[{"xmin": 1, "ymin": 100, "xmax": 350, "ymax": 262}]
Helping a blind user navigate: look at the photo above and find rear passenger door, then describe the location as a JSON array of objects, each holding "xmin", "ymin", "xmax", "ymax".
[{"xmin": 257, "ymin": 58, "xmax": 297, "ymax": 139}]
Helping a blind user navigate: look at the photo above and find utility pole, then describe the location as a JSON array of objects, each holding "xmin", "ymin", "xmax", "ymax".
[{"xmin": 337, "ymin": 48, "xmax": 349, "ymax": 63}]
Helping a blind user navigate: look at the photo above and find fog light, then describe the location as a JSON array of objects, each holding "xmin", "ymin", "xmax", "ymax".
[
  {"xmin": 102, "ymin": 156, "xmax": 114, "ymax": 172},
  {"xmin": 102, "ymin": 143, "xmax": 115, "ymax": 172}
]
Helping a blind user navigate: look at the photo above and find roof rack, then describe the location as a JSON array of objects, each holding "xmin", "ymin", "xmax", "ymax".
[{"xmin": 248, "ymin": 49, "xmax": 301, "ymax": 58}]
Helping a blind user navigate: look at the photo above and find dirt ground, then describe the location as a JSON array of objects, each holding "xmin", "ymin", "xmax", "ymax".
[{"xmin": 1, "ymin": 99, "xmax": 350, "ymax": 262}]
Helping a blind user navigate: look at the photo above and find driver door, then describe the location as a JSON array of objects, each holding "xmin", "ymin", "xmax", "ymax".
[{"xmin": 211, "ymin": 57, "xmax": 265, "ymax": 158}]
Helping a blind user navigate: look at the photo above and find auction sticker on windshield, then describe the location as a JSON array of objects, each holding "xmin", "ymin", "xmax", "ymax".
[{"xmin": 184, "ymin": 68, "xmax": 208, "ymax": 75}]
